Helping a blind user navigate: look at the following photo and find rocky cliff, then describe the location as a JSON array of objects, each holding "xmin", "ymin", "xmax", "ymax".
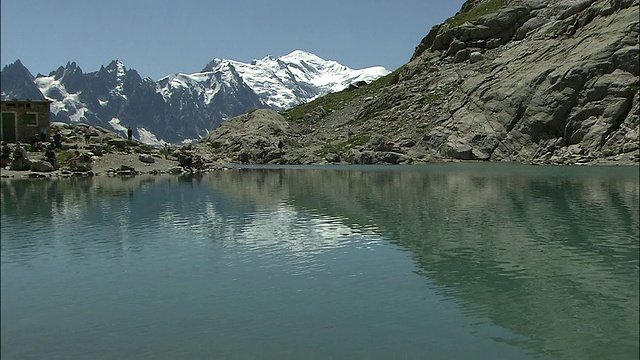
[{"xmin": 199, "ymin": 0, "xmax": 639, "ymax": 165}]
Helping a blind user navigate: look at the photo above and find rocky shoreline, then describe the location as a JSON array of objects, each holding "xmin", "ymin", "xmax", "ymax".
[
  {"xmin": 0, "ymin": 123, "xmax": 221, "ymax": 180},
  {"xmin": 1, "ymin": 117, "xmax": 636, "ymax": 182},
  {"xmin": 195, "ymin": 108, "xmax": 639, "ymax": 167}
]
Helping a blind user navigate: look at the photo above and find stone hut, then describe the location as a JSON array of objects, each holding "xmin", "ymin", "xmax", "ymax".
[{"xmin": 1, "ymin": 100, "xmax": 52, "ymax": 142}]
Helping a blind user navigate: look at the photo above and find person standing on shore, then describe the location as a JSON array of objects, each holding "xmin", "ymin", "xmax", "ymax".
[
  {"xmin": 44, "ymin": 145, "xmax": 57, "ymax": 169},
  {"xmin": 40, "ymin": 126, "xmax": 47, "ymax": 142},
  {"xmin": 127, "ymin": 127, "xmax": 133, "ymax": 142},
  {"xmin": 84, "ymin": 126, "xmax": 91, "ymax": 144},
  {"xmin": 53, "ymin": 131, "xmax": 63, "ymax": 149}
]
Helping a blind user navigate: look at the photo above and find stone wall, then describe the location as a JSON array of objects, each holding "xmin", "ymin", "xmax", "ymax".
[{"xmin": 1, "ymin": 100, "xmax": 51, "ymax": 142}]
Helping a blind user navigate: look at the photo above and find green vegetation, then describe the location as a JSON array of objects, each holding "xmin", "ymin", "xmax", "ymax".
[
  {"xmin": 423, "ymin": 89, "xmax": 444, "ymax": 104},
  {"xmin": 282, "ymin": 67, "xmax": 404, "ymax": 123},
  {"xmin": 314, "ymin": 134, "xmax": 371, "ymax": 157},
  {"xmin": 447, "ymin": 0, "xmax": 505, "ymax": 27},
  {"xmin": 347, "ymin": 134, "xmax": 371, "ymax": 147},
  {"xmin": 56, "ymin": 149, "xmax": 75, "ymax": 165}
]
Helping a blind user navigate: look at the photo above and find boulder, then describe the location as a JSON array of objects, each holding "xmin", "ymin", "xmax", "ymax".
[
  {"xmin": 324, "ymin": 153, "xmax": 341, "ymax": 163},
  {"xmin": 454, "ymin": 49, "xmax": 470, "ymax": 63},
  {"xmin": 369, "ymin": 135, "xmax": 394, "ymax": 151},
  {"xmin": 10, "ymin": 158, "xmax": 32, "ymax": 171},
  {"xmin": 443, "ymin": 139, "xmax": 474, "ymax": 160},
  {"xmin": 108, "ymin": 139, "xmax": 129, "ymax": 150},
  {"xmin": 469, "ymin": 51, "xmax": 484, "ymax": 63},
  {"xmin": 375, "ymin": 152, "xmax": 412, "ymax": 164},
  {"xmin": 138, "ymin": 154, "xmax": 155, "ymax": 163},
  {"xmin": 73, "ymin": 164, "xmax": 92, "ymax": 172},
  {"xmin": 30, "ymin": 160, "xmax": 55, "ymax": 172}
]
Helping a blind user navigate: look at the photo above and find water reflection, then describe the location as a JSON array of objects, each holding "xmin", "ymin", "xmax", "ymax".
[
  {"xmin": 203, "ymin": 164, "xmax": 639, "ymax": 359},
  {"xmin": 1, "ymin": 164, "xmax": 638, "ymax": 359}
]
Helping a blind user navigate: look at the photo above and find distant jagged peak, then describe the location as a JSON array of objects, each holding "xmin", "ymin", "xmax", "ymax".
[
  {"xmin": 104, "ymin": 60, "xmax": 127, "ymax": 76},
  {"xmin": 1, "ymin": 59, "xmax": 45, "ymax": 100},
  {"xmin": 65, "ymin": 61, "xmax": 79, "ymax": 69},
  {"xmin": 52, "ymin": 62, "xmax": 84, "ymax": 81},
  {"xmin": 257, "ymin": 54, "xmax": 278, "ymax": 63},
  {"xmin": 201, "ymin": 58, "xmax": 225, "ymax": 72},
  {"xmin": 1, "ymin": 59, "xmax": 35, "ymax": 81},
  {"xmin": 3, "ymin": 59, "xmax": 25, "ymax": 70},
  {"xmin": 10, "ymin": 58, "xmax": 25, "ymax": 67},
  {"xmin": 214, "ymin": 59, "xmax": 235, "ymax": 71}
]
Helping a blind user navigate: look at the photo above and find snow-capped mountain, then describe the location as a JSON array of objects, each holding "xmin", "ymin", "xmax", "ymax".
[
  {"xmin": 201, "ymin": 50, "xmax": 389, "ymax": 111},
  {"xmin": 1, "ymin": 51, "xmax": 390, "ymax": 144}
]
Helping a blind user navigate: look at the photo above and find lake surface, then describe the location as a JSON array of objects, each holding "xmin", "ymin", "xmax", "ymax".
[{"xmin": 1, "ymin": 164, "xmax": 638, "ymax": 360}]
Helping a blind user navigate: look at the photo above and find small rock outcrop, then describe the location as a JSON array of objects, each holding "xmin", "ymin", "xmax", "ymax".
[
  {"xmin": 30, "ymin": 160, "xmax": 55, "ymax": 172},
  {"xmin": 201, "ymin": 109, "xmax": 293, "ymax": 164},
  {"xmin": 138, "ymin": 154, "xmax": 155, "ymax": 164}
]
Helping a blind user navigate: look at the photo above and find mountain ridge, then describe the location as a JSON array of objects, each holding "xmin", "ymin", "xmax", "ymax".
[{"xmin": 1, "ymin": 51, "xmax": 390, "ymax": 144}]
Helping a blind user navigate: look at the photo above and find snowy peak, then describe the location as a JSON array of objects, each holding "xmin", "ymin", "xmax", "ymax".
[
  {"xmin": 199, "ymin": 50, "xmax": 390, "ymax": 110},
  {"xmin": 201, "ymin": 58, "xmax": 225, "ymax": 72},
  {"xmin": 278, "ymin": 49, "xmax": 389, "ymax": 89}
]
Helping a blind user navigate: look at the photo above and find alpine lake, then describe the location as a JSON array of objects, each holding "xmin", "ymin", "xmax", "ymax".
[{"xmin": 1, "ymin": 163, "xmax": 638, "ymax": 360}]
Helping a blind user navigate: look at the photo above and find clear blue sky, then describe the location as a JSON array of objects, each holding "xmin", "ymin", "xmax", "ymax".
[{"xmin": 1, "ymin": 0, "xmax": 465, "ymax": 80}]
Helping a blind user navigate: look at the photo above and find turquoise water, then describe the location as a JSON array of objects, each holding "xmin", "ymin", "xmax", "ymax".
[{"xmin": 1, "ymin": 164, "xmax": 638, "ymax": 359}]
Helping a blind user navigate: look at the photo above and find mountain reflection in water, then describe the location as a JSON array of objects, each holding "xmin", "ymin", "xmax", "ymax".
[{"xmin": 1, "ymin": 164, "xmax": 638, "ymax": 360}]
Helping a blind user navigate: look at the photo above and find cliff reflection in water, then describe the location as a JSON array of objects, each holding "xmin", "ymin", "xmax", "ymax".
[
  {"xmin": 1, "ymin": 164, "xmax": 638, "ymax": 359},
  {"xmin": 203, "ymin": 164, "xmax": 639, "ymax": 359}
]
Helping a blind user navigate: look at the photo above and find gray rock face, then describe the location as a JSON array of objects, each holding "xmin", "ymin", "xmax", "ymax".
[
  {"xmin": 408, "ymin": 0, "xmax": 639, "ymax": 164},
  {"xmin": 400, "ymin": 0, "xmax": 640, "ymax": 164},
  {"xmin": 201, "ymin": 109, "xmax": 291, "ymax": 164},
  {"xmin": 199, "ymin": 0, "xmax": 639, "ymax": 165}
]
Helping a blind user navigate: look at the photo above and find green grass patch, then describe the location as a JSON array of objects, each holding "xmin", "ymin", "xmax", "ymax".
[
  {"xmin": 56, "ymin": 149, "xmax": 75, "ymax": 165},
  {"xmin": 348, "ymin": 134, "xmax": 371, "ymax": 147},
  {"xmin": 314, "ymin": 134, "xmax": 371, "ymax": 157},
  {"xmin": 424, "ymin": 91, "xmax": 443, "ymax": 104},
  {"xmin": 447, "ymin": 0, "xmax": 505, "ymax": 27},
  {"xmin": 283, "ymin": 67, "xmax": 404, "ymax": 123}
]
